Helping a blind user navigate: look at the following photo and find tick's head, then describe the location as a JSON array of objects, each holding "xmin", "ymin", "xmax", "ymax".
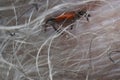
[
  {"xmin": 77, "ymin": 9, "xmax": 91, "ymax": 19},
  {"xmin": 78, "ymin": 10, "xmax": 87, "ymax": 16}
]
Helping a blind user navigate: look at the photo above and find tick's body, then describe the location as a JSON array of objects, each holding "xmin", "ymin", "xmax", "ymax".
[
  {"xmin": 53, "ymin": 12, "xmax": 76, "ymax": 22},
  {"xmin": 44, "ymin": 9, "xmax": 90, "ymax": 31}
]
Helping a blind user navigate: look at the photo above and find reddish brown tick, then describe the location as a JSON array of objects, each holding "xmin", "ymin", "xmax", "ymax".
[{"xmin": 44, "ymin": 9, "xmax": 91, "ymax": 32}]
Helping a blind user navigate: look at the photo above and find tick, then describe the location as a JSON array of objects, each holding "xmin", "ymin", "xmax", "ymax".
[{"xmin": 44, "ymin": 9, "xmax": 91, "ymax": 32}]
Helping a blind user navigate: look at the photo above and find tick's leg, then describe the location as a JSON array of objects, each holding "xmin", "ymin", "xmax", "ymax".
[
  {"xmin": 85, "ymin": 14, "xmax": 91, "ymax": 22},
  {"xmin": 44, "ymin": 24, "xmax": 58, "ymax": 32},
  {"xmin": 52, "ymin": 25, "xmax": 58, "ymax": 31},
  {"xmin": 45, "ymin": 18, "xmax": 57, "ymax": 32},
  {"xmin": 70, "ymin": 25, "xmax": 74, "ymax": 30},
  {"xmin": 86, "ymin": 17, "xmax": 89, "ymax": 22},
  {"xmin": 44, "ymin": 25, "xmax": 47, "ymax": 32},
  {"xmin": 70, "ymin": 19, "xmax": 76, "ymax": 30},
  {"xmin": 50, "ymin": 21, "xmax": 59, "ymax": 32}
]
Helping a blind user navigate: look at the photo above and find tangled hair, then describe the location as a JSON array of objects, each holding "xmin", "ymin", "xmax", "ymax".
[{"xmin": 0, "ymin": 0, "xmax": 120, "ymax": 80}]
